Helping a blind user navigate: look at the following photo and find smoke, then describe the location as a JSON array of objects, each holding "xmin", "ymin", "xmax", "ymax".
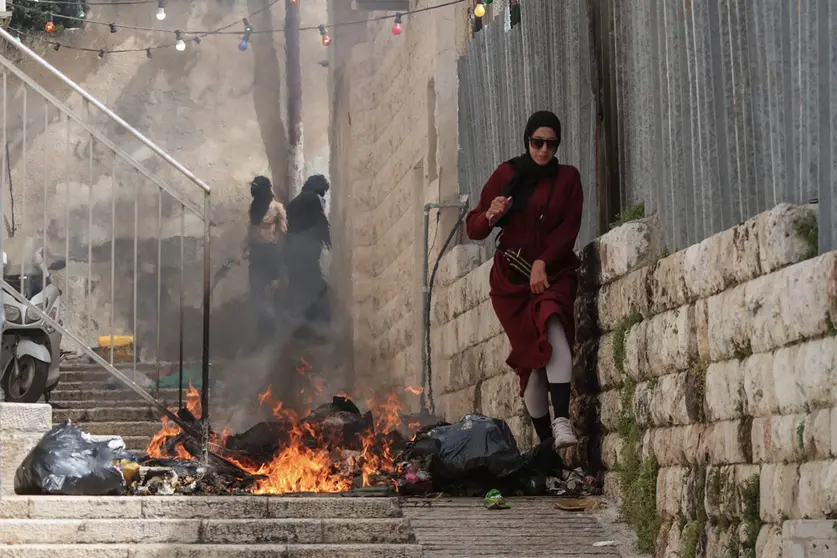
[{"xmin": 2, "ymin": 234, "xmax": 44, "ymax": 273}]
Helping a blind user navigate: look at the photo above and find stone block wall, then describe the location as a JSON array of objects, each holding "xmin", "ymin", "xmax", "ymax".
[
  {"xmin": 572, "ymin": 203, "xmax": 837, "ymax": 557},
  {"xmin": 327, "ymin": 0, "xmax": 470, "ymax": 400}
]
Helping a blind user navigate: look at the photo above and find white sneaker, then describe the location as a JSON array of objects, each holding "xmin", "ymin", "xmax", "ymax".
[{"xmin": 551, "ymin": 417, "xmax": 578, "ymax": 450}]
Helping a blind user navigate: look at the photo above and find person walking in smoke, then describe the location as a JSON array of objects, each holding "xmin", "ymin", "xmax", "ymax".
[
  {"xmin": 465, "ymin": 111, "xmax": 583, "ymax": 451},
  {"xmin": 240, "ymin": 175, "xmax": 287, "ymax": 340},
  {"xmin": 284, "ymin": 174, "xmax": 331, "ymax": 340}
]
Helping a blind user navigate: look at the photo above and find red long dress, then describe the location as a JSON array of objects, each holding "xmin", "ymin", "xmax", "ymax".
[{"xmin": 465, "ymin": 162, "xmax": 583, "ymax": 394}]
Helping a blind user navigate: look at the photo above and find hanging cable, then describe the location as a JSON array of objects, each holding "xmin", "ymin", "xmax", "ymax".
[
  {"xmin": 8, "ymin": 0, "xmax": 468, "ymax": 56},
  {"xmin": 5, "ymin": 142, "xmax": 15, "ymax": 237},
  {"xmin": 424, "ymin": 204, "xmax": 468, "ymax": 416},
  {"xmin": 12, "ymin": 0, "xmax": 466, "ymax": 37},
  {"xmin": 16, "ymin": 1, "xmax": 157, "ymax": 5}
]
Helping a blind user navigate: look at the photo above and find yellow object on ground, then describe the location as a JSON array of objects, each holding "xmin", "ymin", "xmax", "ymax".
[
  {"xmin": 97, "ymin": 335, "xmax": 133, "ymax": 348},
  {"xmin": 93, "ymin": 335, "xmax": 134, "ymax": 362}
]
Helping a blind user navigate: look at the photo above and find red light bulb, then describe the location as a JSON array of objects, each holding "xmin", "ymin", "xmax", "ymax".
[
  {"xmin": 392, "ymin": 13, "xmax": 403, "ymax": 36},
  {"xmin": 322, "ymin": 34, "xmax": 331, "ymax": 46},
  {"xmin": 45, "ymin": 21, "xmax": 55, "ymax": 33}
]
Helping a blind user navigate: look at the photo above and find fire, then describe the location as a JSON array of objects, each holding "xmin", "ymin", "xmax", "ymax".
[
  {"xmin": 405, "ymin": 385, "xmax": 424, "ymax": 395},
  {"xmin": 146, "ymin": 382, "xmax": 202, "ymax": 460},
  {"xmin": 146, "ymin": 379, "xmax": 414, "ymax": 495}
]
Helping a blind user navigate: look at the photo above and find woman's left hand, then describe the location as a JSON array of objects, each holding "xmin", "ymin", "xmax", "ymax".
[{"xmin": 530, "ymin": 259, "xmax": 550, "ymax": 294}]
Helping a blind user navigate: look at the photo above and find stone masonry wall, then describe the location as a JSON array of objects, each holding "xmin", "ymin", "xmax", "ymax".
[
  {"xmin": 327, "ymin": 0, "xmax": 469, "ymax": 402},
  {"xmin": 428, "ymin": 202, "xmax": 836, "ymax": 556},
  {"xmin": 572, "ymin": 203, "xmax": 837, "ymax": 557}
]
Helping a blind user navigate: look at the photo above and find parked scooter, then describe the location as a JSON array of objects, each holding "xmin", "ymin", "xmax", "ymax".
[{"xmin": 0, "ymin": 243, "xmax": 65, "ymax": 403}]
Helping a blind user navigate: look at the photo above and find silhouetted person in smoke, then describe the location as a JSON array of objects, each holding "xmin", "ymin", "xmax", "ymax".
[
  {"xmin": 240, "ymin": 176, "xmax": 287, "ymax": 340},
  {"xmin": 285, "ymin": 175, "xmax": 331, "ymax": 339}
]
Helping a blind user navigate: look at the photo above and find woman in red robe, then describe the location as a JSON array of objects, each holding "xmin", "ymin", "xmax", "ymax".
[{"xmin": 465, "ymin": 111, "xmax": 583, "ymax": 451}]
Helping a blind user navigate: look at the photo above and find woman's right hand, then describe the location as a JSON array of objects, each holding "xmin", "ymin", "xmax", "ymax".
[{"xmin": 486, "ymin": 196, "xmax": 512, "ymax": 224}]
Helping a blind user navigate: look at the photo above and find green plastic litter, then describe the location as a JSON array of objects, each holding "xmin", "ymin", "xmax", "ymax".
[
  {"xmin": 154, "ymin": 367, "xmax": 203, "ymax": 389},
  {"xmin": 484, "ymin": 489, "xmax": 510, "ymax": 510}
]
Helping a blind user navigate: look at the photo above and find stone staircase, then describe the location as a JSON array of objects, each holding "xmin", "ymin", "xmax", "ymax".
[
  {"xmin": 0, "ymin": 495, "xmax": 423, "ymax": 557},
  {"xmin": 49, "ymin": 363, "xmax": 184, "ymax": 455}
]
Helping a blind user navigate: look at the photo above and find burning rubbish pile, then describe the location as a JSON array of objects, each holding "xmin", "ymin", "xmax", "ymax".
[
  {"xmin": 136, "ymin": 380, "xmax": 435, "ymax": 495},
  {"xmin": 14, "ymin": 365, "xmax": 600, "ymax": 498}
]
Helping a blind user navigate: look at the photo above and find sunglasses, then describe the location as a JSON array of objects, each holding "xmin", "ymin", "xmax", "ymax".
[{"xmin": 529, "ymin": 137, "xmax": 559, "ymax": 152}]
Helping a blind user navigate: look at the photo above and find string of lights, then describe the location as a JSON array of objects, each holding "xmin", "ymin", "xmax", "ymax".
[
  {"xmin": 9, "ymin": 0, "xmax": 469, "ymax": 57},
  {"xmin": 17, "ymin": 0, "xmax": 156, "ymax": 5}
]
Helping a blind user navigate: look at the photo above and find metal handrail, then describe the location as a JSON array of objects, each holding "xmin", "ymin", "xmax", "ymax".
[
  {"xmin": 0, "ymin": 26, "xmax": 211, "ymax": 195},
  {"xmin": 0, "ymin": 27, "xmax": 214, "ymax": 460},
  {"xmin": 0, "ymin": 52, "xmax": 204, "ymax": 218}
]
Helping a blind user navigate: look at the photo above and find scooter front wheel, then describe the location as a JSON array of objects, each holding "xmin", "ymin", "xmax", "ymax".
[{"xmin": 2, "ymin": 356, "xmax": 49, "ymax": 403}]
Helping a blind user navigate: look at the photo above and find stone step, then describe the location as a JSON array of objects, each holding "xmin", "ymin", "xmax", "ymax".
[
  {"xmin": 59, "ymin": 369, "xmax": 175, "ymax": 382},
  {"xmin": 60, "ymin": 370, "xmax": 116, "ymax": 383},
  {"xmin": 111, "ymin": 435, "xmax": 151, "ymax": 452},
  {"xmin": 53, "ymin": 407, "xmax": 161, "ymax": 423},
  {"xmin": 60, "ymin": 362, "xmax": 196, "ymax": 375},
  {"xmin": 54, "ymin": 381, "xmax": 193, "ymax": 393},
  {"xmin": 0, "ymin": 518, "xmax": 413, "ymax": 545},
  {"xmin": 51, "ymin": 400, "xmax": 159, "ymax": 410},
  {"xmin": 49, "ymin": 389, "xmax": 184, "ymax": 403},
  {"xmin": 0, "ymin": 496, "xmax": 403, "ymax": 520},
  {"xmin": 0, "ymin": 543, "xmax": 424, "ymax": 558},
  {"xmin": 67, "ymin": 421, "xmax": 162, "ymax": 438}
]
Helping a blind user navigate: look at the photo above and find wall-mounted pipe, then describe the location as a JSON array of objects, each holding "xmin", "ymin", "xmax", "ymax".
[{"xmin": 421, "ymin": 194, "xmax": 469, "ymax": 414}]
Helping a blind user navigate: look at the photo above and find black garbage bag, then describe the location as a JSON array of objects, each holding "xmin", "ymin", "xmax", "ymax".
[
  {"xmin": 424, "ymin": 414, "xmax": 526, "ymax": 493},
  {"xmin": 224, "ymin": 421, "xmax": 292, "ymax": 462},
  {"xmin": 302, "ymin": 396, "xmax": 373, "ymax": 450},
  {"xmin": 14, "ymin": 421, "xmax": 126, "ymax": 496}
]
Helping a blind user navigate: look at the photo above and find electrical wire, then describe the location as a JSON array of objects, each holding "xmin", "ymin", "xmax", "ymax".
[
  {"xmin": 13, "ymin": 0, "xmax": 466, "ymax": 36},
  {"xmin": 9, "ymin": 0, "xmax": 282, "ymax": 53},
  {"xmin": 8, "ymin": 0, "xmax": 467, "ymax": 55},
  {"xmin": 17, "ymin": 1, "xmax": 156, "ymax": 4},
  {"xmin": 11, "ymin": 0, "xmax": 282, "ymax": 35},
  {"xmin": 423, "ymin": 204, "xmax": 468, "ymax": 416}
]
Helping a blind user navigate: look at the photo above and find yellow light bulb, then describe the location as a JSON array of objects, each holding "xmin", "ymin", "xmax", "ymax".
[{"xmin": 474, "ymin": 4, "xmax": 485, "ymax": 18}]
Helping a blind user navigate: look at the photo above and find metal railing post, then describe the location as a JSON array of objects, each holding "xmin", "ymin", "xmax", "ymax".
[
  {"xmin": 0, "ymin": 27, "xmax": 211, "ymax": 195},
  {"xmin": 0, "ymin": 69, "xmax": 5, "ymax": 356},
  {"xmin": 201, "ymin": 191, "xmax": 212, "ymax": 462},
  {"xmin": 0, "ymin": 25, "xmax": 214, "ymax": 454}
]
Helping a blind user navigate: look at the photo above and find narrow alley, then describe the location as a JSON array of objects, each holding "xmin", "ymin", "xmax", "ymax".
[{"xmin": 0, "ymin": 0, "xmax": 835, "ymax": 557}]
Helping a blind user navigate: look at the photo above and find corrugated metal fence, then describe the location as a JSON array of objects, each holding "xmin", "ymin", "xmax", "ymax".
[
  {"xmin": 459, "ymin": 0, "xmax": 837, "ymax": 256},
  {"xmin": 457, "ymin": 0, "xmax": 597, "ymax": 261}
]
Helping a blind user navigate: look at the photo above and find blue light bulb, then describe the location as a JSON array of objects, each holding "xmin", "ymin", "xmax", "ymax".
[{"xmin": 238, "ymin": 39, "xmax": 249, "ymax": 51}]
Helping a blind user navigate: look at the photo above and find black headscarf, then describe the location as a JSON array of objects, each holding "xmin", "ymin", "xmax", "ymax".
[
  {"xmin": 288, "ymin": 175, "xmax": 331, "ymax": 248},
  {"xmin": 301, "ymin": 174, "xmax": 330, "ymax": 196},
  {"xmin": 249, "ymin": 175, "xmax": 274, "ymax": 225},
  {"xmin": 500, "ymin": 111, "xmax": 562, "ymax": 216}
]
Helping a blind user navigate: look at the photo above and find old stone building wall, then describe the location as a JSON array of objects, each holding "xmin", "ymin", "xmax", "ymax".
[
  {"xmin": 428, "ymin": 201, "xmax": 837, "ymax": 555},
  {"xmin": 571, "ymin": 203, "xmax": 837, "ymax": 557},
  {"xmin": 3, "ymin": 0, "xmax": 329, "ymax": 359},
  {"xmin": 327, "ymin": 1, "xmax": 470, "ymax": 401}
]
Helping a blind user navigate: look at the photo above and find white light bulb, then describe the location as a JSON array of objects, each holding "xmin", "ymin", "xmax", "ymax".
[
  {"xmin": 175, "ymin": 39, "xmax": 186, "ymax": 51},
  {"xmin": 156, "ymin": 8, "xmax": 166, "ymax": 21}
]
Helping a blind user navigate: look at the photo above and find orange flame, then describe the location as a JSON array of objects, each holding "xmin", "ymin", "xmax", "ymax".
[
  {"xmin": 405, "ymin": 385, "xmax": 424, "ymax": 396},
  {"xmin": 146, "ymin": 377, "xmax": 413, "ymax": 494},
  {"xmin": 146, "ymin": 382, "xmax": 202, "ymax": 459}
]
